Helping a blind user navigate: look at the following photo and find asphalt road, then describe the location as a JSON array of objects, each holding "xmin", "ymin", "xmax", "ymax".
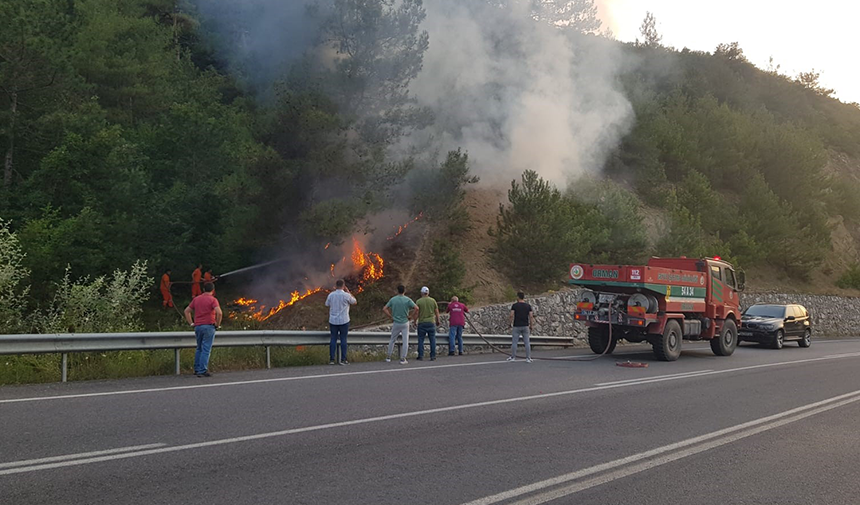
[{"xmin": 3, "ymin": 338, "xmax": 860, "ymax": 504}]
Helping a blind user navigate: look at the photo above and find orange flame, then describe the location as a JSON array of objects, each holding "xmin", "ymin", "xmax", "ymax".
[
  {"xmin": 387, "ymin": 212, "xmax": 424, "ymax": 240},
  {"xmin": 232, "ymin": 237, "xmax": 386, "ymax": 319}
]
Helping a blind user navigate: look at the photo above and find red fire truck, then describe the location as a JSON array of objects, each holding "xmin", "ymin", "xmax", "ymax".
[{"xmin": 569, "ymin": 257, "xmax": 744, "ymax": 361}]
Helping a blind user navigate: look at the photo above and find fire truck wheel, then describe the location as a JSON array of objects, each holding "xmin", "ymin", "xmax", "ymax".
[
  {"xmin": 711, "ymin": 319, "xmax": 738, "ymax": 356},
  {"xmin": 771, "ymin": 329, "xmax": 784, "ymax": 350},
  {"xmin": 798, "ymin": 329, "xmax": 811, "ymax": 348},
  {"xmin": 653, "ymin": 320, "xmax": 682, "ymax": 361},
  {"xmin": 587, "ymin": 326, "xmax": 616, "ymax": 354}
]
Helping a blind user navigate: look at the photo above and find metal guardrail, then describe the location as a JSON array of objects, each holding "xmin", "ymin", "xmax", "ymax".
[{"xmin": 0, "ymin": 330, "xmax": 575, "ymax": 382}]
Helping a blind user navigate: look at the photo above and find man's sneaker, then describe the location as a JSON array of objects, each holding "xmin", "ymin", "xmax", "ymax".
[
  {"xmin": 400, "ymin": 359, "xmax": 408, "ymax": 364},
  {"xmin": 196, "ymin": 372, "xmax": 212, "ymax": 377},
  {"xmin": 329, "ymin": 360, "xmax": 336, "ymax": 365},
  {"xmin": 526, "ymin": 358, "xmax": 533, "ymax": 363},
  {"xmin": 416, "ymin": 356, "xmax": 423, "ymax": 361},
  {"xmin": 458, "ymin": 352, "xmax": 464, "ymax": 356},
  {"xmin": 430, "ymin": 357, "xmax": 436, "ymax": 361},
  {"xmin": 506, "ymin": 356, "xmax": 516, "ymax": 362},
  {"xmin": 340, "ymin": 361, "xmax": 349, "ymax": 365},
  {"xmin": 385, "ymin": 357, "xmax": 391, "ymax": 362},
  {"xmin": 448, "ymin": 352, "xmax": 455, "ymax": 356}
]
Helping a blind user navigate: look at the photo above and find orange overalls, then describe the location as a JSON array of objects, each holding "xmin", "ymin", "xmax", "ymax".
[
  {"xmin": 160, "ymin": 273, "xmax": 174, "ymax": 308},
  {"xmin": 191, "ymin": 268, "xmax": 202, "ymax": 298}
]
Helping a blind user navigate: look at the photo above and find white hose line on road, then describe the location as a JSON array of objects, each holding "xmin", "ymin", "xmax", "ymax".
[
  {"xmin": 594, "ymin": 369, "xmax": 714, "ymax": 386},
  {"xmin": 0, "ymin": 444, "xmax": 166, "ymax": 470},
  {"xmin": 4, "ymin": 353, "xmax": 860, "ymax": 476},
  {"xmin": 464, "ymin": 390, "xmax": 860, "ymax": 505}
]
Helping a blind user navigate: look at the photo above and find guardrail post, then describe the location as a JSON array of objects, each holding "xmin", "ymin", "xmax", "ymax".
[
  {"xmin": 174, "ymin": 348, "xmax": 180, "ymax": 375},
  {"xmin": 61, "ymin": 353, "xmax": 68, "ymax": 382},
  {"xmin": 266, "ymin": 346, "xmax": 271, "ymax": 369}
]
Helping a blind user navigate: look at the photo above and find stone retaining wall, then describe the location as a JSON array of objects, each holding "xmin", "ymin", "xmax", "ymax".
[
  {"xmin": 464, "ymin": 290, "xmax": 860, "ymax": 340},
  {"xmin": 369, "ymin": 290, "xmax": 859, "ymax": 353}
]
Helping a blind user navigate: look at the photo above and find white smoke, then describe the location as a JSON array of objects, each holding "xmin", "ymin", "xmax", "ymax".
[{"xmin": 402, "ymin": 1, "xmax": 633, "ymax": 187}]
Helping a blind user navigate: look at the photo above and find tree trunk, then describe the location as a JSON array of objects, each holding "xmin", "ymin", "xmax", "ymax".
[{"xmin": 4, "ymin": 89, "xmax": 17, "ymax": 189}]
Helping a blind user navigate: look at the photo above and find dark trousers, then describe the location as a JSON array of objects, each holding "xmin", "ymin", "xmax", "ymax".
[
  {"xmin": 330, "ymin": 322, "xmax": 349, "ymax": 361},
  {"xmin": 417, "ymin": 322, "xmax": 437, "ymax": 359}
]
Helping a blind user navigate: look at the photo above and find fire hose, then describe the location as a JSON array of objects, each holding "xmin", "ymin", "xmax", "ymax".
[{"xmin": 463, "ymin": 307, "xmax": 615, "ymax": 362}]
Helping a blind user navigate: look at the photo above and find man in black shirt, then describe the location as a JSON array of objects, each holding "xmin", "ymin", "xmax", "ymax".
[{"xmin": 508, "ymin": 292, "xmax": 534, "ymax": 362}]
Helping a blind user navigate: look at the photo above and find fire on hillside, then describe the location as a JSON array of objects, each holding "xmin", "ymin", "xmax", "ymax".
[{"xmin": 229, "ymin": 237, "xmax": 385, "ymax": 322}]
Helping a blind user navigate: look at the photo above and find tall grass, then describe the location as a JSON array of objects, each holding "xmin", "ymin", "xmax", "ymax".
[{"xmin": 0, "ymin": 345, "xmax": 389, "ymax": 385}]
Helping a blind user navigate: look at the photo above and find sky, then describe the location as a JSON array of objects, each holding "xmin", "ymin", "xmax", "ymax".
[{"xmin": 597, "ymin": 0, "xmax": 860, "ymax": 104}]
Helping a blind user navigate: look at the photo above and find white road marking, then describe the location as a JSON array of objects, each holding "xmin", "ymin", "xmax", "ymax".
[
  {"xmin": 0, "ymin": 444, "xmax": 166, "ymax": 469},
  {"xmin": 4, "ymin": 354, "xmax": 860, "ymax": 476},
  {"xmin": 0, "ymin": 360, "xmax": 508, "ymax": 405},
  {"xmin": 3, "ymin": 346, "xmax": 860, "ymax": 406},
  {"xmin": 595, "ymin": 370, "xmax": 714, "ymax": 386},
  {"xmin": 463, "ymin": 390, "xmax": 860, "ymax": 505}
]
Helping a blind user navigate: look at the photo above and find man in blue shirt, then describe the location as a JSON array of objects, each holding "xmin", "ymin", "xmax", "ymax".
[{"xmin": 325, "ymin": 279, "xmax": 357, "ymax": 365}]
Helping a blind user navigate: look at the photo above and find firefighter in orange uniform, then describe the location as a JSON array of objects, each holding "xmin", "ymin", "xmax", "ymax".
[
  {"xmin": 160, "ymin": 269, "xmax": 174, "ymax": 309},
  {"xmin": 191, "ymin": 264, "xmax": 203, "ymax": 298},
  {"xmin": 204, "ymin": 268, "xmax": 215, "ymax": 295}
]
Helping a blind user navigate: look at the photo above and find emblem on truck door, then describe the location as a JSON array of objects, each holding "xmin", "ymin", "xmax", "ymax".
[{"xmin": 570, "ymin": 265, "xmax": 584, "ymax": 280}]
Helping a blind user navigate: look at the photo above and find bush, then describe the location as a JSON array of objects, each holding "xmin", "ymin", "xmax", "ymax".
[
  {"xmin": 836, "ymin": 264, "xmax": 860, "ymax": 290},
  {"xmin": 0, "ymin": 219, "xmax": 30, "ymax": 333},
  {"xmin": 33, "ymin": 260, "xmax": 152, "ymax": 333},
  {"xmin": 427, "ymin": 240, "xmax": 472, "ymax": 304}
]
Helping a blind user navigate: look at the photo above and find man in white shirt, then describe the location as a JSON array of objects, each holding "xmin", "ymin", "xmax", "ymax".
[{"xmin": 325, "ymin": 279, "xmax": 357, "ymax": 365}]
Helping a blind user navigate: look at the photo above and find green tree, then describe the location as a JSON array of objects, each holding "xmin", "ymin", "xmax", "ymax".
[
  {"xmin": 636, "ymin": 11, "xmax": 661, "ymax": 47},
  {"xmin": 491, "ymin": 170, "xmax": 606, "ymax": 286}
]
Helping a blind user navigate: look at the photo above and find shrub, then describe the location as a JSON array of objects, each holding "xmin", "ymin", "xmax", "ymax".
[
  {"xmin": 33, "ymin": 260, "xmax": 152, "ymax": 333},
  {"xmin": 0, "ymin": 219, "xmax": 30, "ymax": 333}
]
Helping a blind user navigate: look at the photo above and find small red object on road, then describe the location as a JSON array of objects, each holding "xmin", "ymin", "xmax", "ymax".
[{"xmin": 616, "ymin": 361, "xmax": 649, "ymax": 368}]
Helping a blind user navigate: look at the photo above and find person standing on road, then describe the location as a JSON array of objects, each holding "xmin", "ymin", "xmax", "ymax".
[
  {"xmin": 415, "ymin": 286, "xmax": 440, "ymax": 361},
  {"xmin": 447, "ymin": 295, "xmax": 468, "ymax": 356},
  {"xmin": 184, "ymin": 282, "xmax": 222, "ymax": 377},
  {"xmin": 508, "ymin": 292, "xmax": 533, "ymax": 363},
  {"xmin": 384, "ymin": 285, "xmax": 417, "ymax": 364},
  {"xmin": 325, "ymin": 279, "xmax": 357, "ymax": 365}
]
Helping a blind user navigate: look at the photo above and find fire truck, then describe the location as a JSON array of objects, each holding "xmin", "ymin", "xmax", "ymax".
[{"xmin": 569, "ymin": 257, "xmax": 744, "ymax": 361}]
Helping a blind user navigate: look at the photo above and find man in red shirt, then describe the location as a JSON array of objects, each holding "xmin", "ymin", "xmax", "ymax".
[
  {"xmin": 184, "ymin": 282, "xmax": 222, "ymax": 377},
  {"xmin": 447, "ymin": 295, "xmax": 469, "ymax": 356}
]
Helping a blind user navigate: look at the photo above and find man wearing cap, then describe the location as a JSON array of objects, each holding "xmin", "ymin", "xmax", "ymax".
[{"xmin": 415, "ymin": 286, "xmax": 440, "ymax": 361}]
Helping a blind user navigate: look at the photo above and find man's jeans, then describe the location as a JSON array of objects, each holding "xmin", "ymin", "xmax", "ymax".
[
  {"xmin": 330, "ymin": 322, "xmax": 349, "ymax": 362},
  {"xmin": 417, "ymin": 322, "xmax": 437, "ymax": 359},
  {"xmin": 448, "ymin": 325, "xmax": 464, "ymax": 354},
  {"xmin": 194, "ymin": 324, "xmax": 216, "ymax": 374},
  {"xmin": 511, "ymin": 326, "xmax": 531, "ymax": 359}
]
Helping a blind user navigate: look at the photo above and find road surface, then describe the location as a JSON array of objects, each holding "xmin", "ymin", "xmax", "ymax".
[{"xmin": 3, "ymin": 339, "xmax": 860, "ymax": 504}]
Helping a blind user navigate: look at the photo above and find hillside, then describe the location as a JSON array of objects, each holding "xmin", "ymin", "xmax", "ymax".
[{"xmin": 5, "ymin": 1, "xmax": 860, "ymax": 335}]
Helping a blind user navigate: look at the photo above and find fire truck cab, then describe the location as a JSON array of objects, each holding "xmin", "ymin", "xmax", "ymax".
[{"xmin": 569, "ymin": 257, "xmax": 743, "ymax": 361}]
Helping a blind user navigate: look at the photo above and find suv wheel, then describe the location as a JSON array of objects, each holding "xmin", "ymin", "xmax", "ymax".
[
  {"xmin": 771, "ymin": 329, "xmax": 784, "ymax": 350},
  {"xmin": 798, "ymin": 329, "xmax": 811, "ymax": 348}
]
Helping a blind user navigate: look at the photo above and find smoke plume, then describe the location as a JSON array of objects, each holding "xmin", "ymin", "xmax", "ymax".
[{"xmin": 402, "ymin": 1, "xmax": 633, "ymax": 187}]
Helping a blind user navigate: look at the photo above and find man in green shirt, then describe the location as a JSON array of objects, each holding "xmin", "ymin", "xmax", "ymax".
[
  {"xmin": 415, "ymin": 286, "xmax": 441, "ymax": 361},
  {"xmin": 384, "ymin": 284, "xmax": 418, "ymax": 364}
]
